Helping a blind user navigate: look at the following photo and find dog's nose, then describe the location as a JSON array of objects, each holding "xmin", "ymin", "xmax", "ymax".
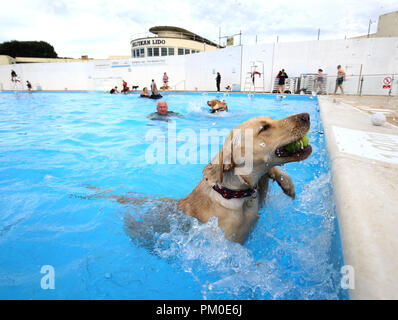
[{"xmin": 297, "ymin": 113, "xmax": 310, "ymax": 124}]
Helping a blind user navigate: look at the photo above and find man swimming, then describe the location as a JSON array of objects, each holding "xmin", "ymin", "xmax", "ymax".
[{"xmin": 147, "ymin": 100, "xmax": 183, "ymax": 122}]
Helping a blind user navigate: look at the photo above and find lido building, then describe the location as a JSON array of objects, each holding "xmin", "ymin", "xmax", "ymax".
[{"xmin": 130, "ymin": 26, "xmax": 222, "ymax": 59}]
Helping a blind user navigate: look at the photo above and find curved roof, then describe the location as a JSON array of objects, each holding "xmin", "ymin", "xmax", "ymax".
[{"xmin": 149, "ymin": 26, "xmax": 221, "ymax": 48}]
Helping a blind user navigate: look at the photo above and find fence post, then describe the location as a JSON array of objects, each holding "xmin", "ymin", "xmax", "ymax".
[
  {"xmin": 359, "ymin": 76, "xmax": 364, "ymax": 96},
  {"xmin": 389, "ymin": 74, "xmax": 394, "ymax": 96},
  {"xmin": 357, "ymin": 64, "xmax": 363, "ymax": 95}
]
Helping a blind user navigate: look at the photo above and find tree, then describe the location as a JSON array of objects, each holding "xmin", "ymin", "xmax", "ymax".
[{"xmin": 0, "ymin": 40, "xmax": 58, "ymax": 58}]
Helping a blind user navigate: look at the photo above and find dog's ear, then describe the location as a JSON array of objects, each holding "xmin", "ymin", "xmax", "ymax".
[{"xmin": 203, "ymin": 131, "xmax": 236, "ymax": 184}]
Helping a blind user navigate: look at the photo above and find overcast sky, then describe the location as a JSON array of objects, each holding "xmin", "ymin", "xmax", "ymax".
[{"xmin": 1, "ymin": 0, "xmax": 397, "ymax": 58}]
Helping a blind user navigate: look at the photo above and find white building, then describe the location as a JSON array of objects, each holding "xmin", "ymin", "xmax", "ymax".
[{"xmin": 130, "ymin": 26, "xmax": 221, "ymax": 59}]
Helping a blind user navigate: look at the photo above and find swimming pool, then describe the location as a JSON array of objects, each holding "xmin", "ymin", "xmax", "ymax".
[{"xmin": 0, "ymin": 91, "xmax": 347, "ymax": 299}]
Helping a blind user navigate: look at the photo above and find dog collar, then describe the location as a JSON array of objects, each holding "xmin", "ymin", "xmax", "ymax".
[{"xmin": 212, "ymin": 184, "xmax": 255, "ymax": 200}]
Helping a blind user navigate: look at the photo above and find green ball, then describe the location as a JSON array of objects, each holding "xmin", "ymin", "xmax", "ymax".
[
  {"xmin": 302, "ymin": 135, "xmax": 309, "ymax": 147},
  {"xmin": 284, "ymin": 135, "xmax": 309, "ymax": 152}
]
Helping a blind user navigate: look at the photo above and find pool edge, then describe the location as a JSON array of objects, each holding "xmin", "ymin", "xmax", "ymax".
[{"xmin": 318, "ymin": 95, "xmax": 398, "ymax": 300}]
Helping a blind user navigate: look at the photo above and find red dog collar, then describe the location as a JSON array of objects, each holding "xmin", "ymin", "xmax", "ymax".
[{"xmin": 212, "ymin": 184, "xmax": 255, "ymax": 200}]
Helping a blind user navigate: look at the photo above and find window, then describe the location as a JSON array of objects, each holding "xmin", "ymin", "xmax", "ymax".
[
  {"xmin": 161, "ymin": 47, "xmax": 167, "ymax": 56},
  {"xmin": 132, "ymin": 50, "xmax": 136, "ymax": 58},
  {"xmin": 140, "ymin": 48, "xmax": 144, "ymax": 57},
  {"xmin": 147, "ymin": 48, "xmax": 153, "ymax": 57},
  {"xmin": 135, "ymin": 49, "xmax": 140, "ymax": 58},
  {"xmin": 168, "ymin": 48, "xmax": 175, "ymax": 56},
  {"xmin": 178, "ymin": 48, "xmax": 184, "ymax": 55},
  {"xmin": 185, "ymin": 49, "xmax": 190, "ymax": 55},
  {"xmin": 153, "ymin": 47, "xmax": 159, "ymax": 56}
]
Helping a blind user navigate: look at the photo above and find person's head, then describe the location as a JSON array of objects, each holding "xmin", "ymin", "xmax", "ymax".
[
  {"xmin": 143, "ymin": 87, "xmax": 148, "ymax": 91},
  {"xmin": 164, "ymin": 72, "xmax": 166, "ymax": 74},
  {"xmin": 337, "ymin": 65, "xmax": 341, "ymax": 69},
  {"xmin": 115, "ymin": 86, "xmax": 117, "ymax": 89},
  {"xmin": 318, "ymin": 69, "xmax": 323, "ymax": 73},
  {"xmin": 152, "ymin": 79, "xmax": 154, "ymax": 82},
  {"xmin": 217, "ymin": 72, "xmax": 220, "ymax": 75},
  {"xmin": 157, "ymin": 100, "xmax": 168, "ymax": 115},
  {"xmin": 282, "ymin": 69, "xmax": 285, "ymax": 72}
]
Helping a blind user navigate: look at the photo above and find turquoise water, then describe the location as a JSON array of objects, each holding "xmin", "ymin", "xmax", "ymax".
[{"xmin": 0, "ymin": 91, "xmax": 347, "ymax": 299}]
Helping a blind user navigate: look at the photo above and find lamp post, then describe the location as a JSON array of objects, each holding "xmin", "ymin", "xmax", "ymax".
[{"xmin": 367, "ymin": 19, "xmax": 374, "ymax": 38}]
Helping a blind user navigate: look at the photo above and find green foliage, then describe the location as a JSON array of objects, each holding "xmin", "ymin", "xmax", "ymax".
[{"xmin": 0, "ymin": 40, "xmax": 58, "ymax": 58}]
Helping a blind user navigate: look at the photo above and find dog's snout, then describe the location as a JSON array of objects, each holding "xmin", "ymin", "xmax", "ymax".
[{"xmin": 297, "ymin": 113, "xmax": 310, "ymax": 124}]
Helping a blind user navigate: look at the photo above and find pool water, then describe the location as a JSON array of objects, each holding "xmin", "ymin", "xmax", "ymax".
[{"xmin": 0, "ymin": 91, "xmax": 347, "ymax": 299}]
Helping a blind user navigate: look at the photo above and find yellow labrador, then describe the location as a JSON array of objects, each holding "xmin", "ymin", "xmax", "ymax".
[
  {"xmin": 179, "ymin": 113, "xmax": 312, "ymax": 243},
  {"xmin": 207, "ymin": 99, "xmax": 228, "ymax": 113},
  {"xmin": 81, "ymin": 113, "xmax": 312, "ymax": 246}
]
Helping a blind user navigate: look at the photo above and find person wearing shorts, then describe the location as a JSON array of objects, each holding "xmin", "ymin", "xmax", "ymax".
[
  {"xmin": 334, "ymin": 65, "xmax": 346, "ymax": 94},
  {"xmin": 315, "ymin": 69, "xmax": 325, "ymax": 94},
  {"xmin": 26, "ymin": 81, "xmax": 32, "ymax": 92}
]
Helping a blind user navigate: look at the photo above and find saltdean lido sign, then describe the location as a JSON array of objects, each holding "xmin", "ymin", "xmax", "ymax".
[{"xmin": 132, "ymin": 39, "xmax": 166, "ymax": 47}]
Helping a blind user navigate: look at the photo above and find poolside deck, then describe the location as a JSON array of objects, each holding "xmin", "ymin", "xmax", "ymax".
[{"xmin": 318, "ymin": 95, "xmax": 398, "ymax": 300}]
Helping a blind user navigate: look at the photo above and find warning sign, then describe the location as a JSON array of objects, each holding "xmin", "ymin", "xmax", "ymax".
[{"xmin": 382, "ymin": 76, "xmax": 392, "ymax": 89}]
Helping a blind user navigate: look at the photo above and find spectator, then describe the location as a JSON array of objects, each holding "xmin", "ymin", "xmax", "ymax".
[
  {"xmin": 150, "ymin": 79, "xmax": 157, "ymax": 94},
  {"xmin": 216, "ymin": 72, "xmax": 221, "ymax": 91},
  {"xmin": 121, "ymin": 80, "xmax": 129, "ymax": 93},
  {"xmin": 315, "ymin": 69, "xmax": 325, "ymax": 94},
  {"xmin": 334, "ymin": 65, "xmax": 346, "ymax": 95},
  {"xmin": 276, "ymin": 69, "xmax": 288, "ymax": 94},
  {"xmin": 163, "ymin": 72, "xmax": 169, "ymax": 86},
  {"xmin": 11, "ymin": 70, "xmax": 20, "ymax": 83},
  {"xmin": 26, "ymin": 81, "xmax": 32, "ymax": 92}
]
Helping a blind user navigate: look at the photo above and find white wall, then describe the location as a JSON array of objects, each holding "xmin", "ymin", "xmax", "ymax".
[
  {"xmin": 1, "ymin": 37, "xmax": 398, "ymax": 95},
  {"xmin": 184, "ymin": 46, "xmax": 241, "ymax": 91}
]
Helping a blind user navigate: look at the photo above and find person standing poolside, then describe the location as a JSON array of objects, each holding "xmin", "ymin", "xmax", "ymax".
[
  {"xmin": 216, "ymin": 72, "xmax": 221, "ymax": 92},
  {"xmin": 151, "ymin": 79, "xmax": 158, "ymax": 94},
  {"xmin": 315, "ymin": 69, "xmax": 325, "ymax": 94},
  {"xmin": 26, "ymin": 81, "xmax": 32, "ymax": 92},
  {"xmin": 121, "ymin": 80, "xmax": 129, "ymax": 93},
  {"xmin": 276, "ymin": 69, "xmax": 288, "ymax": 94},
  {"xmin": 163, "ymin": 72, "xmax": 169, "ymax": 87},
  {"xmin": 334, "ymin": 65, "xmax": 346, "ymax": 95},
  {"xmin": 11, "ymin": 70, "xmax": 20, "ymax": 83}
]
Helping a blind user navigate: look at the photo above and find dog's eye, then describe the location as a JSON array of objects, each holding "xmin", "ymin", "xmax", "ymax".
[{"xmin": 260, "ymin": 124, "xmax": 270, "ymax": 132}]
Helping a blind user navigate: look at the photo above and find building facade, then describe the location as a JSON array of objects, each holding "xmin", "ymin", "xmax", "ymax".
[
  {"xmin": 130, "ymin": 26, "xmax": 221, "ymax": 59},
  {"xmin": 352, "ymin": 11, "xmax": 398, "ymax": 39}
]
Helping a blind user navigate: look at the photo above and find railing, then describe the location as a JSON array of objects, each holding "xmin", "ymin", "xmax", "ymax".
[
  {"xmin": 267, "ymin": 73, "xmax": 398, "ymax": 96},
  {"xmin": 319, "ymin": 74, "xmax": 397, "ymax": 96}
]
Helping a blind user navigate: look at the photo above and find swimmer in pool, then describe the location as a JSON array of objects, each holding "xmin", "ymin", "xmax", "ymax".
[
  {"xmin": 110, "ymin": 86, "xmax": 119, "ymax": 94},
  {"xmin": 147, "ymin": 100, "xmax": 183, "ymax": 121},
  {"xmin": 140, "ymin": 87, "xmax": 151, "ymax": 97}
]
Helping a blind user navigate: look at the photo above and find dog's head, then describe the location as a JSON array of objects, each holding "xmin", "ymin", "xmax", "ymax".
[
  {"xmin": 203, "ymin": 113, "xmax": 312, "ymax": 187},
  {"xmin": 207, "ymin": 99, "xmax": 219, "ymax": 107}
]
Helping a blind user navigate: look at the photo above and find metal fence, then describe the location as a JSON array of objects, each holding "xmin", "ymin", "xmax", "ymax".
[{"xmin": 276, "ymin": 73, "xmax": 398, "ymax": 96}]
